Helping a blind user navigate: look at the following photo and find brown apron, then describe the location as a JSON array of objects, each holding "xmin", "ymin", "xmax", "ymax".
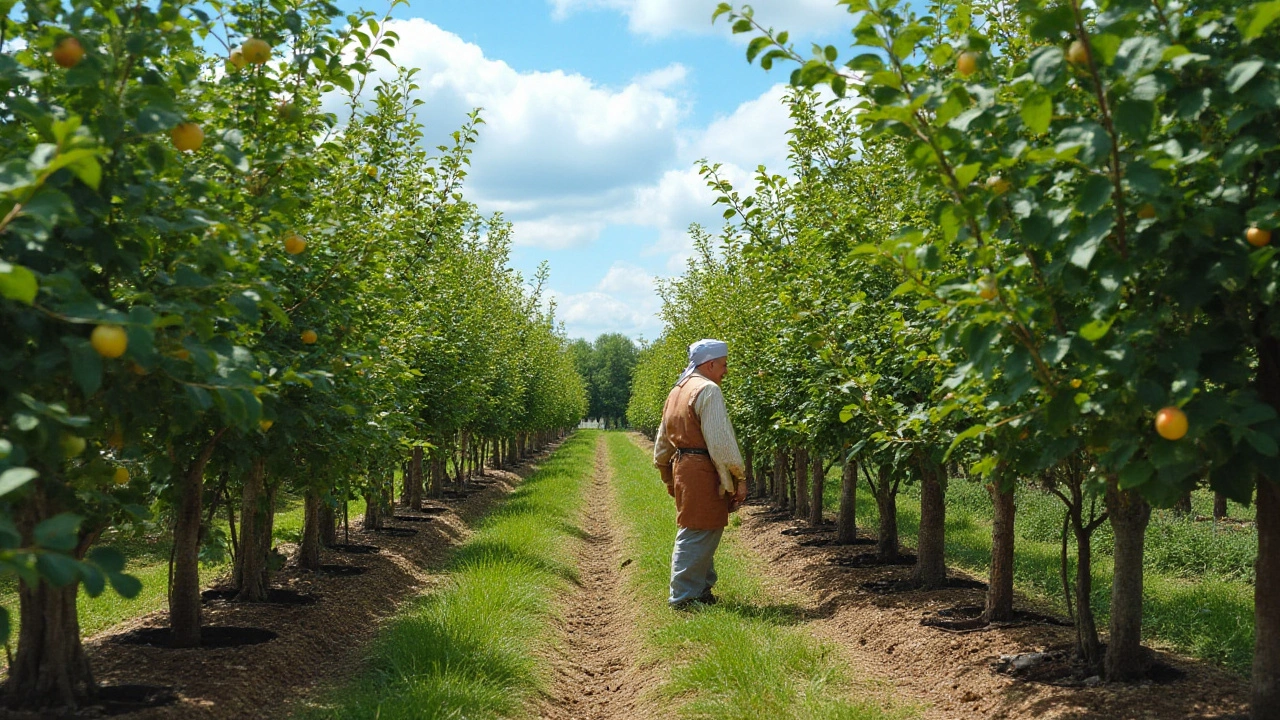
[{"xmin": 660, "ymin": 375, "xmax": 729, "ymax": 530}]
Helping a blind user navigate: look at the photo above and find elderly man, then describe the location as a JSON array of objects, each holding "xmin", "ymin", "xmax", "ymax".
[{"xmin": 653, "ymin": 338, "xmax": 747, "ymax": 608}]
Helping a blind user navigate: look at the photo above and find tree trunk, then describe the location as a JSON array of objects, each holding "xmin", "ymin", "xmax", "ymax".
[
  {"xmin": 430, "ymin": 456, "xmax": 444, "ymax": 498},
  {"xmin": 1172, "ymin": 492, "xmax": 1193, "ymax": 517},
  {"xmin": 6, "ymin": 482, "xmax": 96, "ymax": 710},
  {"xmin": 234, "ymin": 459, "xmax": 271, "ymax": 601},
  {"xmin": 400, "ymin": 460, "xmax": 410, "ymax": 507},
  {"xmin": 809, "ymin": 453, "xmax": 825, "ymax": 526},
  {"xmin": 363, "ymin": 489, "xmax": 382, "ymax": 532},
  {"xmin": 169, "ymin": 430, "xmax": 224, "ymax": 648},
  {"xmin": 1214, "ymin": 492, "xmax": 1229, "ymax": 522},
  {"xmin": 1254, "ymin": 478, "xmax": 1280, "ymax": 720},
  {"xmin": 772, "ymin": 449, "xmax": 786, "ymax": 507},
  {"xmin": 318, "ymin": 499, "xmax": 336, "ymax": 547},
  {"xmin": 744, "ymin": 447, "xmax": 755, "ymax": 498},
  {"xmin": 836, "ymin": 455, "xmax": 857, "ymax": 545},
  {"xmin": 299, "ymin": 490, "xmax": 323, "ymax": 571},
  {"xmin": 984, "ymin": 480, "xmax": 1016, "ymax": 623},
  {"xmin": 1073, "ymin": 517, "xmax": 1103, "ymax": 673},
  {"xmin": 1105, "ymin": 478, "xmax": 1152, "ymax": 681},
  {"xmin": 408, "ymin": 446, "xmax": 424, "ymax": 510},
  {"xmin": 912, "ymin": 458, "xmax": 947, "ymax": 588},
  {"xmin": 874, "ymin": 466, "xmax": 899, "ymax": 561},
  {"xmin": 794, "ymin": 446, "xmax": 810, "ymax": 520}
]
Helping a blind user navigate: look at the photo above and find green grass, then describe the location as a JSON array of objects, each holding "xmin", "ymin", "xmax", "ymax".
[
  {"xmin": 606, "ymin": 433, "xmax": 911, "ymax": 720},
  {"xmin": 0, "ymin": 492, "xmax": 314, "ymax": 638},
  {"xmin": 303, "ymin": 431, "xmax": 598, "ymax": 720},
  {"xmin": 820, "ymin": 471, "xmax": 1256, "ymax": 675}
]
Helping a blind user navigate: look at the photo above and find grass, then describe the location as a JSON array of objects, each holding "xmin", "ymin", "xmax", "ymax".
[
  {"xmin": 605, "ymin": 432, "xmax": 912, "ymax": 720},
  {"xmin": 819, "ymin": 470, "xmax": 1257, "ymax": 675},
  {"xmin": 304, "ymin": 430, "xmax": 598, "ymax": 720}
]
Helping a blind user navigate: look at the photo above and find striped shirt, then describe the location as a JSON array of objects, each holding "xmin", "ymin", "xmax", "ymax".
[{"xmin": 653, "ymin": 372, "xmax": 746, "ymax": 494}]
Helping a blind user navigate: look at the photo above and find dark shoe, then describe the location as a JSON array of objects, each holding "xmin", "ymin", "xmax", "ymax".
[
  {"xmin": 670, "ymin": 598, "xmax": 697, "ymax": 611},
  {"xmin": 697, "ymin": 590, "xmax": 718, "ymax": 605}
]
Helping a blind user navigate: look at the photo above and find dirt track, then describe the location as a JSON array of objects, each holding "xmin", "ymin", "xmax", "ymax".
[{"xmin": 536, "ymin": 437, "xmax": 662, "ymax": 720}]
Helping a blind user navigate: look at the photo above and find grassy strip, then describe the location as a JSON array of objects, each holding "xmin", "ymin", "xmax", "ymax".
[
  {"xmin": 606, "ymin": 433, "xmax": 911, "ymax": 720},
  {"xmin": 821, "ymin": 476, "xmax": 1255, "ymax": 675},
  {"xmin": 304, "ymin": 431, "xmax": 597, "ymax": 720}
]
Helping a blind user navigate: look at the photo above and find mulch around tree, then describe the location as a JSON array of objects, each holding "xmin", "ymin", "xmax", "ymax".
[
  {"xmin": 735, "ymin": 506, "xmax": 1252, "ymax": 720},
  {"xmin": 46, "ymin": 453, "xmax": 557, "ymax": 720}
]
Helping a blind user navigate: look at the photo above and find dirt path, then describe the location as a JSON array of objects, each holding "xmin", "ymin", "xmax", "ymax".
[
  {"xmin": 43, "ymin": 445, "xmax": 563, "ymax": 720},
  {"xmin": 736, "ymin": 507, "xmax": 1251, "ymax": 720},
  {"xmin": 536, "ymin": 437, "xmax": 660, "ymax": 720}
]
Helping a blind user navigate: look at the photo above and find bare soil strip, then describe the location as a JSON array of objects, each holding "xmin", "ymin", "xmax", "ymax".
[
  {"xmin": 536, "ymin": 437, "xmax": 659, "ymax": 720},
  {"xmin": 735, "ymin": 506, "xmax": 1251, "ymax": 720},
  {"xmin": 48, "ymin": 448, "xmax": 560, "ymax": 720}
]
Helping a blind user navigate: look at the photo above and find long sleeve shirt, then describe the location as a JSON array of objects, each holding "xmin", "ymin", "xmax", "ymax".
[{"xmin": 653, "ymin": 372, "xmax": 746, "ymax": 495}]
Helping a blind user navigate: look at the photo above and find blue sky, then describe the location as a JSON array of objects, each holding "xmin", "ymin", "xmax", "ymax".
[{"xmin": 341, "ymin": 0, "xmax": 851, "ymax": 340}]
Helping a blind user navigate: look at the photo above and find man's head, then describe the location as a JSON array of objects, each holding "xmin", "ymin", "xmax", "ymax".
[
  {"xmin": 697, "ymin": 355, "xmax": 728, "ymax": 383},
  {"xmin": 681, "ymin": 338, "xmax": 728, "ymax": 385}
]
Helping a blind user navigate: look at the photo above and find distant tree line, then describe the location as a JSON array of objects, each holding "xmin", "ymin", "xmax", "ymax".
[{"xmin": 570, "ymin": 333, "xmax": 638, "ymax": 429}]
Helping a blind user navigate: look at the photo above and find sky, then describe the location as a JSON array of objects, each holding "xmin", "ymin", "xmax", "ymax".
[{"xmin": 332, "ymin": 0, "xmax": 852, "ymax": 342}]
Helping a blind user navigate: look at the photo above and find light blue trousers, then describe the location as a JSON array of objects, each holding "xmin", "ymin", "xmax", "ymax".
[{"xmin": 668, "ymin": 527, "xmax": 723, "ymax": 605}]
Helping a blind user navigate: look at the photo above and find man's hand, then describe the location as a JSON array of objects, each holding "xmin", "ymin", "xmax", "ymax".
[{"xmin": 729, "ymin": 479, "xmax": 748, "ymax": 512}]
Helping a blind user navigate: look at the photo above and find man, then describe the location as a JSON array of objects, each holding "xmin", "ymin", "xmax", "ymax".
[{"xmin": 653, "ymin": 338, "xmax": 747, "ymax": 609}]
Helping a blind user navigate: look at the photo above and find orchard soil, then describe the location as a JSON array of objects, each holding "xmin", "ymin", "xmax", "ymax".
[
  {"xmin": 631, "ymin": 432, "xmax": 1249, "ymax": 720},
  {"xmin": 736, "ymin": 498, "xmax": 1252, "ymax": 720},
  {"xmin": 22, "ymin": 446, "xmax": 560, "ymax": 720},
  {"xmin": 534, "ymin": 438, "xmax": 663, "ymax": 720}
]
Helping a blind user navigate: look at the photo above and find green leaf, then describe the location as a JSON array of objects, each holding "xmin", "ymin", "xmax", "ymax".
[
  {"xmin": 945, "ymin": 424, "xmax": 988, "ymax": 459},
  {"xmin": 33, "ymin": 513, "xmax": 82, "ymax": 552},
  {"xmin": 0, "ymin": 262, "xmax": 38, "ymax": 304},
  {"xmin": 1118, "ymin": 460, "xmax": 1154, "ymax": 490},
  {"xmin": 80, "ymin": 563, "xmax": 105, "ymax": 596},
  {"xmin": 66, "ymin": 338, "xmax": 103, "ymax": 396},
  {"xmin": 0, "ymin": 468, "xmax": 38, "ymax": 498},
  {"xmin": 1227, "ymin": 59, "xmax": 1265, "ymax": 93},
  {"xmin": 954, "ymin": 162, "xmax": 981, "ymax": 187},
  {"xmin": 1079, "ymin": 316, "xmax": 1116, "ymax": 342},
  {"xmin": 35, "ymin": 553, "xmax": 81, "ymax": 587},
  {"xmin": 746, "ymin": 36, "xmax": 772, "ymax": 64},
  {"xmin": 87, "ymin": 546, "xmax": 126, "ymax": 573},
  {"xmin": 1028, "ymin": 46, "xmax": 1064, "ymax": 87},
  {"xmin": 1240, "ymin": 2, "xmax": 1280, "ymax": 41},
  {"xmin": 108, "ymin": 571, "xmax": 142, "ymax": 599},
  {"xmin": 1068, "ymin": 214, "xmax": 1114, "ymax": 269},
  {"xmin": 1244, "ymin": 428, "xmax": 1279, "ymax": 457},
  {"xmin": 1020, "ymin": 91, "xmax": 1052, "ymax": 135},
  {"xmin": 1114, "ymin": 99, "xmax": 1155, "ymax": 140}
]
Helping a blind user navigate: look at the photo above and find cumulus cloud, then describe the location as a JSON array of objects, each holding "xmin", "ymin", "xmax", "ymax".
[
  {"xmin": 371, "ymin": 19, "xmax": 806, "ymax": 338},
  {"xmin": 553, "ymin": 262, "xmax": 664, "ymax": 339},
  {"xmin": 548, "ymin": 0, "xmax": 849, "ymax": 38},
  {"xmin": 379, "ymin": 18, "xmax": 685, "ymax": 241}
]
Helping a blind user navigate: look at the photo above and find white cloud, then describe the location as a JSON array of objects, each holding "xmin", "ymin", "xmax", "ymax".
[
  {"xmin": 597, "ymin": 261, "xmax": 656, "ymax": 297},
  {"xmin": 554, "ymin": 261, "xmax": 663, "ymax": 339},
  {"xmin": 552, "ymin": 288, "xmax": 664, "ymax": 340},
  {"xmin": 381, "ymin": 18, "xmax": 686, "ymax": 227},
  {"xmin": 548, "ymin": 0, "xmax": 848, "ymax": 38},
  {"xmin": 373, "ymin": 20, "xmax": 805, "ymax": 338}
]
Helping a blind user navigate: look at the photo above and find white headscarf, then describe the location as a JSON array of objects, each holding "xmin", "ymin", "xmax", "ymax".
[{"xmin": 676, "ymin": 338, "xmax": 728, "ymax": 386}]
